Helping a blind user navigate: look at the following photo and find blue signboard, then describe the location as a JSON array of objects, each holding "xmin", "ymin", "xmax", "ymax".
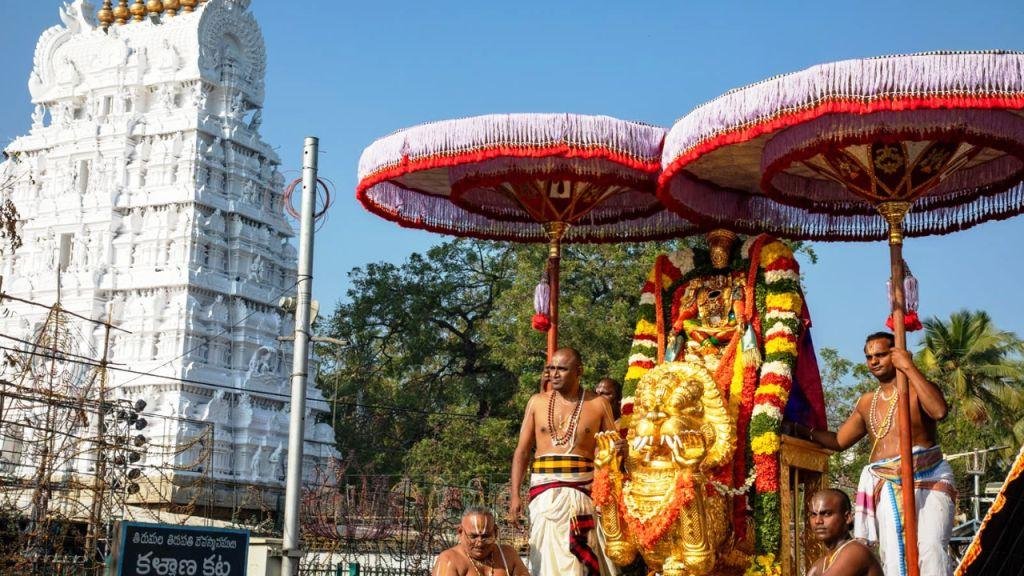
[{"xmin": 114, "ymin": 521, "xmax": 249, "ymax": 576}]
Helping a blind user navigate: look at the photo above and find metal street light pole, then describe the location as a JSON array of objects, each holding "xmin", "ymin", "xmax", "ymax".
[{"xmin": 281, "ymin": 137, "xmax": 318, "ymax": 576}]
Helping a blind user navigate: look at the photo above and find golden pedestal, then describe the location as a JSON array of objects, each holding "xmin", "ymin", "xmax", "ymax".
[{"xmin": 779, "ymin": 435, "xmax": 833, "ymax": 576}]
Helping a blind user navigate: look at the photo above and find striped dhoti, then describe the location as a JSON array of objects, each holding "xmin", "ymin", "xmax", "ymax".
[
  {"xmin": 854, "ymin": 445, "xmax": 957, "ymax": 576},
  {"xmin": 528, "ymin": 454, "xmax": 615, "ymax": 576}
]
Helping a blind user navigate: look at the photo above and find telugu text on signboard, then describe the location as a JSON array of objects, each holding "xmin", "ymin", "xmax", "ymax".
[{"xmin": 115, "ymin": 521, "xmax": 249, "ymax": 576}]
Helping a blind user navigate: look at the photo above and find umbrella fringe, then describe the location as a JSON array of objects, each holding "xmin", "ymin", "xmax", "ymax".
[
  {"xmin": 359, "ymin": 113, "xmax": 665, "ymax": 181},
  {"xmin": 665, "ymin": 51, "xmax": 1024, "ymax": 167},
  {"xmin": 359, "ymin": 180, "xmax": 697, "ymax": 243},
  {"xmin": 664, "ymin": 170, "xmax": 1024, "ymax": 241}
]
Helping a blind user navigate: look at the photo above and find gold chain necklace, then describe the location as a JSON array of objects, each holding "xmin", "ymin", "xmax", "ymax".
[{"xmin": 467, "ymin": 554, "xmax": 491, "ymax": 576}]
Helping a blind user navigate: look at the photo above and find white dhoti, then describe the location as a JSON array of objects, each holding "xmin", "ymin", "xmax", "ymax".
[
  {"xmin": 528, "ymin": 454, "xmax": 616, "ymax": 576},
  {"xmin": 854, "ymin": 446, "xmax": 957, "ymax": 576}
]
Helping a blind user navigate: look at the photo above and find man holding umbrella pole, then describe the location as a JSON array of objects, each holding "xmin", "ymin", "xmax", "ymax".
[{"xmin": 790, "ymin": 332, "xmax": 955, "ymax": 576}]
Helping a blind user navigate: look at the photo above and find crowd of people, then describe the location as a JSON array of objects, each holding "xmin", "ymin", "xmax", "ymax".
[{"xmin": 433, "ymin": 334, "xmax": 956, "ymax": 576}]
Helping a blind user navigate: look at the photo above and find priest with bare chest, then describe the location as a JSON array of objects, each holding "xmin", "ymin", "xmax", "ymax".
[{"xmin": 509, "ymin": 347, "xmax": 617, "ymax": 576}]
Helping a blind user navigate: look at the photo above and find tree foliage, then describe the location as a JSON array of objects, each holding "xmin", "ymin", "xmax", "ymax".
[
  {"xmin": 320, "ymin": 240, "xmax": 519, "ymax": 477},
  {"xmin": 0, "ymin": 159, "xmax": 23, "ymax": 256},
  {"xmin": 817, "ymin": 346, "xmax": 874, "ymax": 489},
  {"xmin": 319, "ymin": 238, "xmax": 681, "ymax": 482},
  {"xmin": 917, "ymin": 310, "xmax": 1024, "ymax": 466},
  {"xmin": 483, "ymin": 241, "xmax": 680, "ymax": 399}
]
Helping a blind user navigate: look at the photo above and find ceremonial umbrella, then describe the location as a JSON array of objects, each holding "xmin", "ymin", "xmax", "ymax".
[
  {"xmin": 657, "ymin": 51, "xmax": 1024, "ymax": 576},
  {"xmin": 357, "ymin": 113, "xmax": 696, "ymax": 360}
]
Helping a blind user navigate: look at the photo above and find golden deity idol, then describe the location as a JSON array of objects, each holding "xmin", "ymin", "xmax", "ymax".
[{"xmin": 593, "ymin": 353, "xmax": 737, "ymax": 576}]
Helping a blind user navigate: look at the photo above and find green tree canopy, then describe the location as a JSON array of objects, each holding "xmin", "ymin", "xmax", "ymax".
[
  {"xmin": 917, "ymin": 310, "xmax": 1024, "ymax": 458},
  {"xmin": 318, "ymin": 238, "xmax": 678, "ymax": 482}
]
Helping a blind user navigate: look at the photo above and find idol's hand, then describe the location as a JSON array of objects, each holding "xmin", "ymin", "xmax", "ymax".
[
  {"xmin": 594, "ymin": 431, "xmax": 621, "ymax": 470},
  {"xmin": 668, "ymin": 430, "xmax": 706, "ymax": 467}
]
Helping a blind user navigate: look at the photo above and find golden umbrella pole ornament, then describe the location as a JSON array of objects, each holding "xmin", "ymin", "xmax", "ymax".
[{"xmin": 658, "ymin": 52, "xmax": 1024, "ymax": 576}]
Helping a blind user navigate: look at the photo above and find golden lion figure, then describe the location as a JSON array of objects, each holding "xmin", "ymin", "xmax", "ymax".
[{"xmin": 593, "ymin": 354, "xmax": 736, "ymax": 576}]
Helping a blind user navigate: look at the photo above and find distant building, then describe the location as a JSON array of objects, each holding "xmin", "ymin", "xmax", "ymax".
[{"xmin": 0, "ymin": 0, "xmax": 337, "ymax": 514}]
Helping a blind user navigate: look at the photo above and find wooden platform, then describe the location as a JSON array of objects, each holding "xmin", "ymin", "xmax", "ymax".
[{"xmin": 780, "ymin": 434, "xmax": 833, "ymax": 576}]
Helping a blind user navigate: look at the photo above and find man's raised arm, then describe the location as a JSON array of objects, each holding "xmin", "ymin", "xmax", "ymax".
[{"xmin": 891, "ymin": 348, "xmax": 948, "ymax": 421}]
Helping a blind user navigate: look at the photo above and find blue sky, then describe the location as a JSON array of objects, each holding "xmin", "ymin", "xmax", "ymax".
[{"xmin": 2, "ymin": 1, "xmax": 1023, "ymax": 366}]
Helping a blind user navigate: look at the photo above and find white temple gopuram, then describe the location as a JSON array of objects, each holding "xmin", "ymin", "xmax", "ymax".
[{"xmin": 0, "ymin": 0, "xmax": 337, "ymax": 511}]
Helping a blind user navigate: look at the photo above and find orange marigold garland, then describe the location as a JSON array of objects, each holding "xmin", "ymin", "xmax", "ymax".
[
  {"xmin": 618, "ymin": 472, "xmax": 697, "ymax": 551},
  {"xmin": 591, "ymin": 467, "xmax": 612, "ymax": 507}
]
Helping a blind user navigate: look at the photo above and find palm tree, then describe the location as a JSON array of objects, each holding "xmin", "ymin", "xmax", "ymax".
[{"xmin": 916, "ymin": 310, "xmax": 1024, "ymax": 452}]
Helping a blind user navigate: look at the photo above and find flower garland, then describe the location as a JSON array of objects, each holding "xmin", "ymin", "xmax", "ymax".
[
  {"xmin": 743, "ymin": 553, "xmax": 782, "ymax": 576},
  {"xmin": 591, "ymin": 467, "xmax": 612, "ymax": 507},
  {"xmin": 624, "ymin": 250, "xmax": 693, "ymax": 395},
  {"xmin": 748, "ymin": 239, "xmax": 804, "ymax": 560},
  {"xmin": 618, "ymin": 472, "xmax": 697, "ymax": 551},
  {"xmin": 622, "ymin": 237, "xmax": 808, "ymax": 573}
]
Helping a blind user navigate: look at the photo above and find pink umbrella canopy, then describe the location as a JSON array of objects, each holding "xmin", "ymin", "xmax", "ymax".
[
  {"xmin": 658, "ymin": 50, "xmax": 1024, "ymax": 576},
  {"xmin": 358, "ymin": 113, "xmax": 694, "ymax": 241},
  {"xmin": 659, "ymin": 51, "xmax": 1024, "ymax": 240},
  {"xmin": 357, "ymin": 113, "xmax": 697, "ymax": 358}
]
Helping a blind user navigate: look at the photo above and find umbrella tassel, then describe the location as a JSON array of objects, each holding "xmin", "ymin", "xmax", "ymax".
[
  {"xmin": 886, "ymin": 260, "xmax": 922, "ymax": 331},
  {"xmin": 532, "ymin": 276, "xmax": 551, "ymax": 332}
]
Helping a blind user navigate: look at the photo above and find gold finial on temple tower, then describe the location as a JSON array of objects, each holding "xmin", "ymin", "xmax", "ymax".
[
  {"xmin": 164, "ymin": 0, "xmax": 180, "ymax": 16},
  {"xmin": 113, "ymin": 0, "xmax": 130, "ymax": 24},
  {"xmin": 129, "ymin": 0, "xmax": 147, "ymax": 21},
  {"xmin": 180, "ymin": 0, "xmax": 197, "ymax": 11},
  {"xmin": 146, "ymin": 0, "xmax": 164, "ymax": 16},
  {"xmin": 98, "ymin": 0, "xmax": 115, "ymax": 28}
]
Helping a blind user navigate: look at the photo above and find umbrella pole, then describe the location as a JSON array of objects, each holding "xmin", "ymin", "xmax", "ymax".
[
  {"xmin": 544, "ymin": 222, "xmax": 568, "ymax": 362},
  {"xmin": 879, "ymin": 200, "xmax": 920, "ymax": 576}
]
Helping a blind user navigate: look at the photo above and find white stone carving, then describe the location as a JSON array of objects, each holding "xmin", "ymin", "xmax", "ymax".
[
  {"xmin": 58, "ymin": 1, "xmax": 96, "ymax": 34},
  {"xmin": 200, "ymin": 389, "xmax": 229, "ymax": 425},
  {"xmin": 249, "ymin": 441, "xmax": 264, "ymax": 481},
  {"xmin": 235, "ymin": 393, "xmax": 254, "ymax": 428},
  {"xmin": 247, "ymin": 345, "xmax": 276, "ymax": 377},
  {"xmin": 31, "ymin": 105, "xmax": 45, "ymax": 129},
  {"xmin": 158, "ymin": 39, "xmax": 181, "ymax": 72},
  {"xmin": 0, "ymin": 0, "xmax": 337, "ymax": 505}
]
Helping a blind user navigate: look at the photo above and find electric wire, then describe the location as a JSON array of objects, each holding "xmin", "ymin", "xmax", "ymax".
[{"xmin": 1, "ymin": 343, "xmax": 480, "ymax": 421}]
